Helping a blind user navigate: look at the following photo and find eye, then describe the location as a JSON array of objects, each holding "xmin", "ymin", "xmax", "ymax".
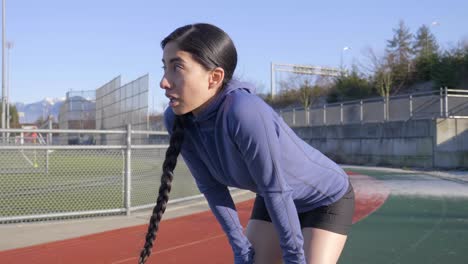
[{"xmin": 173, "ymin": 63, "xmax": 183, "ymax": 71}]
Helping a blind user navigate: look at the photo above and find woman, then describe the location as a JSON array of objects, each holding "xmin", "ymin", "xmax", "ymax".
[{"xmin": 139, "ymin": 23, "xmax": 355, "ymax": 264}]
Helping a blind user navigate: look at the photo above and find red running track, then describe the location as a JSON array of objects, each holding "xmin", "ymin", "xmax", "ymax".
[{"xmin": 0, "ymin": 172, "xmax": 389, "ymax": 264}]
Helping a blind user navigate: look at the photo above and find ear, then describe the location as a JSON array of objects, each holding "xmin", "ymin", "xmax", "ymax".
[{"xmin": 208, "ymin": 67, "xmax": 225, "ymax": 90}]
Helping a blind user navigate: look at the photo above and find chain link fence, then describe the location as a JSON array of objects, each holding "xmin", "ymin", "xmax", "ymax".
[
  {"xmin": 280, "ymin": 88, "xmax": 468, "ymax": 127},
  {"xmin": 0, "ymin": 126, "xmax": 199, "ymax": 224}
]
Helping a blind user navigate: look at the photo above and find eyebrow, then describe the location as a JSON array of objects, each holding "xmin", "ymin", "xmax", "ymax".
[{"xmin": 162, "ymin": 57, "xmax": 184, "ymax": 64}]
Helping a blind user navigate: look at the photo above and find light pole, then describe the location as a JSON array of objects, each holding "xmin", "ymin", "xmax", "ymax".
[
  {"xmin": 1, "ymin": 0, "xmax": 6, "ymax": 137},
  {"xmin": 340, "ymin": 46, "xmax": 351, "ymax": 73},
  {"xmin": 6, "ymin": 40, "xmax": 13, "ymax": 129}
]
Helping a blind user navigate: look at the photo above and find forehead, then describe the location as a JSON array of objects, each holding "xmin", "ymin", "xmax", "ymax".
[{"xmin": 162, "ymin": 42, "xmax": 193, "ymax": 63}]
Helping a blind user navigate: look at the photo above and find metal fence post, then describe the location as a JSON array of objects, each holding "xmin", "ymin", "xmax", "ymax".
[
  {"xmin": 383, "ymin": 97, "xmax": 387, "ymax": 122},
  {"xmin": 292, "ymin": 108, "xmax": 296, "ymax": 126},
  {"xmin": 360, "ymin": 100, "xmax": 363, "ymax": 123},
  {"xmin": 323, "ymin": 104, "xmax": 327, "ymax": 125},
  {"xmin": 46, "ymin": 119, "xmax": 52, "ymax": 174},
  {"xmin": 340, "ymin": 103, "xmax": 344, "ymax": 124},
  {"xmin": 409, "ymin": 94, "xmax": 413, "ymax": 119},
  {"xmin": 124, "ymin": 124, "xmax": 132, "ymax": 215},
  {"xmin": 440, "ymin": 87, "xmax": 443, "ymax": 117},
  {"xmin": 444, "ymin": 86, "xmax": 449, "ymax": 118}
]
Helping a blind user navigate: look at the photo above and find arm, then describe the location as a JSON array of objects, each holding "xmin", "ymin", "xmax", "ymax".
[
  {"xmin": 164, "ymin": 109, "xmax": 253, "ymax": 263},
  {"xmin": 181, "ymin": 146, "xmax": 254, "ymax": 264},
  {"xmin": 228, "ymin": 96, "xmax": 306, "ymax": 263}
]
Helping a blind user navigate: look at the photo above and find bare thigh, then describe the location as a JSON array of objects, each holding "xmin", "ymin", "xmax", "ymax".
[
  {"xmin": 246, "ymin": 221, "xmax": 348, "ymax": 264},
  {"xmin": 302, "ymin": 227, "xmax": 348, "ymax": 264},
  {"xmin": 246, "ymin": 219, "xmax": 282, "ymax": 264}
]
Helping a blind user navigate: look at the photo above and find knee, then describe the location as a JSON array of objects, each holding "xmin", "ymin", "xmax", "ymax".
[{"xmin": 246, "ymin": 220, "xmax": 282, "ymax": 264}]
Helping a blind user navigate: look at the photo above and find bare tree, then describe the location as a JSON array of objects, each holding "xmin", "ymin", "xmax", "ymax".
[
  {"xmin": 278, "ymin": 75, "xmax": 318, "ymax": 108},
  {"xmin": 360, "ymin": 47, "xmax": 394, "ymax": 119},
  {"xmin": 298, "ymin": 80, "xmax": 313, "ymax": 109}
]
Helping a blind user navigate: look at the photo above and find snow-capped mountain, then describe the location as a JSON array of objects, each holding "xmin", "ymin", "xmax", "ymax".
[
  {"xmin": 15, "ymin": 98, "xmax": 66, "ymax": 124},
  {"xmin": 43, "ymin": 97, "xmax": 65, "ymax": 106}
]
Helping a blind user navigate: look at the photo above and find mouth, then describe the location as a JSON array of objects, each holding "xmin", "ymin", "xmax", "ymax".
[{"xmin": 166, "ymin": 94, "xmax": 180, "ymax": 107}]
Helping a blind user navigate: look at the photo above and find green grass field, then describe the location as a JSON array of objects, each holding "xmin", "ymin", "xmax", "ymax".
[{"xmin": 0, "ymin": 149, "xmax": 199, "ymax": 221}]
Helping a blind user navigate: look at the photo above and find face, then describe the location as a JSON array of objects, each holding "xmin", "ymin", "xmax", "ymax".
[{"xmin": 160, "ymin": 42, "xmax": 223, "ymax": 115}]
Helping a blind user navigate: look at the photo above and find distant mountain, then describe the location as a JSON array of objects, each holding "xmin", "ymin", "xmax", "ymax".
[{"xmin": 15, "ymin": 97, "xmax": 65, "ymax": 124}]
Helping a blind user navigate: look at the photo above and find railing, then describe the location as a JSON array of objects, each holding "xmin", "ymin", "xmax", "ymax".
[
  {"xmin": 0, "ymin": 126, "xmax": 197, "ymax": 224},
  {"xmin": 279, "ymin": 87, "xmax": 468, "ymax": 127}
]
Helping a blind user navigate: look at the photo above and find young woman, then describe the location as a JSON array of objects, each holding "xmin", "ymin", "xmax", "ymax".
[{"xmin": 138, "ymin": 23, "xmax": 355, "ymax": 264}]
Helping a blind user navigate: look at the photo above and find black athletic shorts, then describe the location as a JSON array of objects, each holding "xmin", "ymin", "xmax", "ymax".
[{"xmin": 250, "ymin": 182, "xmax": 355, "ymax": 235}]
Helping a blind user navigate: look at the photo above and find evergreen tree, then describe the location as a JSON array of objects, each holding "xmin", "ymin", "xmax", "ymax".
[
  {"xmin": 387, "ymin": 20, "xmax": 414, "ymax": 65},
  {"xmin": 412, "ymin": 25, "xmax": 440, "ymax": 82},
  {"xmin": 386, "ymin": 20, "xmax": 414, "ymax": 90},
  {"xmin": 433, "ymin": 44, "xmax": 468, "ymax": 89},
  {"xmin": 0, "ymin": 104, "xmax": 20, "ymax": 128},
  {"xmin": 8, "ymin": 105, "xmax": 20, "ymax": 128},
  {"xmin": 328, "ymin": 66, "xmax": 373, "ymax": 103},
  {"xmin": 413, "ymin": 25, "xmax": 439, "ymax": 58}
]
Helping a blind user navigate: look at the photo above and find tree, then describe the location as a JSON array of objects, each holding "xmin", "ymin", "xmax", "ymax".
[
  {"xmin": 375, "ymin": 66, "xmax": 392, "ymax": 119},
  {"xmin": 0, "ymin": 104, "xmax": 20, "ymax": 128},
  {"xmin": 386, "ymin": 20, "xmax": 414, "ymax": 91},
  {"xmin": 360, "ymin": 47, "xmax": 393, "ymax": 118},
  {"xmin": 269, "ymin": 75, "xmax": 313, "ymax": 108},
  {"xmin": 387, "ymin": 20, "xmax": 413, "ymax": 65},
  {"xmin": 432, "ymin": 44, "xmax": 467, "ymax": 89},
  {"xmin": 327, "ymin": 66, "xmax": 373, "ymax": 103},
  {"xmin": 8, "ymin": 105, "xmax": 20, "ymax": 128},
  {"xmin": 412, "ymin": 25, "xmax": 440, "ymax": 81},
  {"xmin": 35, "ymin": 116, "xmax": 46, "ymax": 127},
  {"xmin": 375, "ymin": 67, "xmax": 392, "ymax": 99},
  {"xmin": 413, "ymin": 25, "xmax": 439, "ymax": 58},
  {"xmin": 298, "ymin": 80, "xmax": 313, "ymax": 109}
]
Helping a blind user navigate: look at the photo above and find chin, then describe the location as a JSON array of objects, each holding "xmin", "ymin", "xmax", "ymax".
[{"xmin": 172, "ymin": 106, "xmax": 190, "ymax": 116}]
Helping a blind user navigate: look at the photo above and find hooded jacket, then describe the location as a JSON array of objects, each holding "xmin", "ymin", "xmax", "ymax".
[{"xmin": 164, "ymin": 79, "xmax": 349, "ymax": 264}]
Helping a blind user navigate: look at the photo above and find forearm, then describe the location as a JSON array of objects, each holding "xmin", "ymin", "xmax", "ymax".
[
  {"xmin": 203, "ymin": 187, "xmax": 254, "ymax": 263},
  {"xmin": 263, "ymin": 191, "xmax": 306, "ymax": 264}
]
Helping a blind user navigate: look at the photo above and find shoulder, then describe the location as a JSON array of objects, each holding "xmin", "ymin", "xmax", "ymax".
[
  {"xmin": 224, "ymin": 89, "xmax": 273, "ymax": 122},
  {"xmin": 223, "ymin": 90, "xmax": 277, "ymax": 134}
]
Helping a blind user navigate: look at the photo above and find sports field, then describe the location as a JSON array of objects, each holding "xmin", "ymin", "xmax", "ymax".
[
  {"xmin": 0, "ymin": 149, "xmax": 199, "ymax": 220},
  {"xmin": 1, "ymin": 167, "xmax": 467, "ymax": 263},
  {"xmin": 341, "ymin": 168, "xmax": 468, "ymax": 263}
]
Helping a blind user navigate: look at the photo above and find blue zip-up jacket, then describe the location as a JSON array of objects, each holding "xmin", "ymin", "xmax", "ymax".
[{"xmin": 164, "ymin": 80, "xmax": 349, "ymax": 264}]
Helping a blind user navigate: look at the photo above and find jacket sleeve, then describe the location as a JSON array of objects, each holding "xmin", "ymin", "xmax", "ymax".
[
  {"xmin": 181, "ymin": 142, "xmax": 254, "ymax": 264},
  {"xmin": 227, "ymin": 95, "xmax": 306, "ymax": 264},
  {"xmin": 164, "ymin": 109, "xmax": 254, "ymax": 263}
]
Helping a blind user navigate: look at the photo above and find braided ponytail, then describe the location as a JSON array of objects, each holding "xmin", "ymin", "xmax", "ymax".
[
  {"xmin": 138, "ymin": 115, "xmax": 185, "ymax": 264},
  {"xmin": 138, "ymin": 22, "xmax": 237, "ymax": 263}
]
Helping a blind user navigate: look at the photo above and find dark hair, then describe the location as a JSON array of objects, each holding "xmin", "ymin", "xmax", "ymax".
[
  {"xmin": 138, "ymin": 116, "xmax": 184, "ymax": 264},
  {"xmin": 161, "ymin": 23, "xmax": 237, "ymax": 87},
  {"xmin": 138, "ymin": 23, "xmax": 237, "ymax": 264}
]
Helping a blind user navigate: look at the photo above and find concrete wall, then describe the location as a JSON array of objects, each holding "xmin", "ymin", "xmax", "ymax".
[
  {"xmin": 433, "ymin": 118, "xmax": 468, "ymax": 168},
  {"xmin": 292, "ymin": 118, "xmax": 468, "ymax": 169}
]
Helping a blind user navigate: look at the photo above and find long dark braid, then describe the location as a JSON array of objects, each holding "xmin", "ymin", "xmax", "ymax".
[
  {"xmin": 138, "ymin": 115, "xmax": 185, "ymax": 264},
  {"xmin": 138, "ymin": 22, "xmax": 237, "ymax": 263}
]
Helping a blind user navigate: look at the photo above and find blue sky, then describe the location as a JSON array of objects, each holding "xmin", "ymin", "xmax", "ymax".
[{"xmin": 4, "ymin": 0, "xmax": 468, "ymax": 112}]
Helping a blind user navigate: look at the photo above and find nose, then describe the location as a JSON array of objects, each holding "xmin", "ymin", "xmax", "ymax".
[{"xmin": 160, "ymin": 75, "xmax": 171, "ymax": 90}]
